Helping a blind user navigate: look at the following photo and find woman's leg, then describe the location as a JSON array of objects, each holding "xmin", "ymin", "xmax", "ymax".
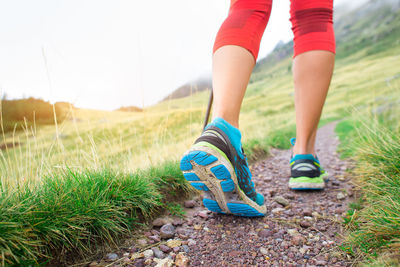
[
  {"xmin": 293, "ymin": 51, "xmax": 335, "ymax": 155},
  {"xmin": 289, "ymin": 0, "xmax": 336, "ymax": 155},
  {"xmin": 212, "ymin": 0, "xmax": 272, "ymax": 128}
]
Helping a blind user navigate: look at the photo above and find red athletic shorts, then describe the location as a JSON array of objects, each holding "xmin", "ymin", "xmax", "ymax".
[{"xmin": 213, "ymin": 0, "xmax": 336, "ymax": 60}]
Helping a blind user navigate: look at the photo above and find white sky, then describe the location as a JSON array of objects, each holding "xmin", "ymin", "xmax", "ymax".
[{"xmin": 0, "ymin": 0, "xmax": 351, "ymax": 110}]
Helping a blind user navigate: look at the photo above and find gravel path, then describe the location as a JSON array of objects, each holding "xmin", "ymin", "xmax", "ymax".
[{"xmin": 92, "ymin": 122, "xmax": 354, "ymax": 267}]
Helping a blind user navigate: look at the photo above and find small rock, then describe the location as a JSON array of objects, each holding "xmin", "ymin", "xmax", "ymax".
[
  {"xmin": 274, "ymin": 196, "xmax": 290, "ymax": 207},
  {"xmin": 272, "ymin": 207, "xmax": 285, "ymax": 214},
  {"xmin": 149, "ymin": 235, "xmax": 161, "ymax": 242},
  {"xmin": 136, "ymin": 238, "xmax": 147, "ymax": 247},
  {"xmin": 175, "ymin": 252, "xmax": 189, "ymax": 267},
  {"xmin": 143, "ymin": 249, "xmax": 154, "ymax": 258},
  {"xmin": 193, "ymin": 224, "xmax": 202, "ymax": 230},
  {"xmin": 166, "ymin": 239, "xmax": 182, "ymax": 248},
  {"xmin": 198, "ymin": 211, "xmax": 208, "ymax": 219},
  {"xmin": 287, "ymin": 229, "xmax": 299, "ymax": 236},
  {"xmin": 105, "ymin": 253, "xmax": 118, "ymax": 261},
  {"xmin": 152, "ymin": 247, "xmax": 165, "ymax": 259},
  {"xmin": 172, "ymin": 219, "xmax": 185, "ymax": 226},
  {"xmin": 134, "ymin": 258, "xmax": 145, "ymax": 267},
  {"xmin": 160, "ymin": 223, "xmax": 176, "ymax": 239},
  {"xmin": 315, "ymin": 260, "xmax": 327, "ymax": 266},
  {"xmin": 259, "ymin": 247, "xmax": 268, "ymax": 255},
  {"xmin": 89, "ymin": 262, "xmax": 98, "ymax": 266},
  {"xmin": 159, "ymin": 244, "xmax": 171, "ymax": 253},
  {"xmin": 184, "ymin": 200, "xmax": 196, "ymax": 208},
  {"xmin": 182, "ymin": 245, "xmax": 190, "ymax": 253},
  {"xmin": 312, "ymin": 211, "xmax": 320, "ymax": 218},
  {"xmin": 131, "ymin": 252, "xmax": 144, "ymax": 260},
  {"xmin": 337, "ymin": 192, "xmax": 346, "ymax": 200},
  {"xmin": 302, "ymin": 208, "xmax": 313, "ymax": 217},
  {"xmin": 154, "ymin": 257, "xmax": 173, "ymax": 267},
  {"xmin": 258, "ymin": 229, "xmax": 273, "ymax": 238},
  {"xmin": 153, "ymin": 217, "xmax": 167, "ymax": 227},
  {"xmin": 300, "ymin": 221, "xmax": 311, "ymax": 228},
  {"xmin": 187, "ymin": 239, "xmax": 196, "ymax": 246},
  {"xmin": 291, "ymin": 235, "xmax": 305, "ymax": 246},
  {"xmin": 144, "ymin": 258, "xmax": 153, "ymax": 265}
]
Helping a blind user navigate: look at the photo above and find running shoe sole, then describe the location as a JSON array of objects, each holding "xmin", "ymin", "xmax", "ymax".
[
  {"xmin": 180, "ymin": 144, "xmax": 266, "ymax": 217},
  {"xmin": 288, "ymin": 176, "xmax": 325, "ymax": 190}
]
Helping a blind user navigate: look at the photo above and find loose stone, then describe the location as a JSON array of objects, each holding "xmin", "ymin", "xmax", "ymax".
[
  {"xmin": 260, "ymin": 247, "xmax": 268, "ymax": 255},
  {"xmin": 337, "ymin": 192, "xmax": 346, "ymax": 200},
  {"xmin": 105, "ymin": 253, "xmax": 118, "ymax": 261},
  {"xmin": 160, "ymin": 223, "xmax": 176, "ymax": 239},
  {"xmin": 184, "ymin": 200, "xmax": 196, "ymax": 208},
  {"xmin": 152, "ymin": 247, "xmax": 165, "ymax": 259},
  {"xmin": 143, "ymin": 249, "xmax": 154, "ymax": 258},
  {"xmin": 153, "ymin": 217, "xmax": 167, "ymax": 227},
  {"xmin": 274, "ymin": 196, "xmax": 290, "ymax": 207}
]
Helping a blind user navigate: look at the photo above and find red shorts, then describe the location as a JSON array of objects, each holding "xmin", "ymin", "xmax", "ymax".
[{"xmin": 213, "ymin": 0, "xmax": 336, "ymax": 60}]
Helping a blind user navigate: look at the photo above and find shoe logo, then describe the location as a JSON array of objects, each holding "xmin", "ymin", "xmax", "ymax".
[{"xmin": 292, "ymin": 163, "xmax": 317, "ymax": 171}]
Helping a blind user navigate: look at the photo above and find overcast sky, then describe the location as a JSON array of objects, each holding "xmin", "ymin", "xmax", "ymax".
[{"xmin": 0, "ymin": 0, "xmax": 357, "ymax": 110}]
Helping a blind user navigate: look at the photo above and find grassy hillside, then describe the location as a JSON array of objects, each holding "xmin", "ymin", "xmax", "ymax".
[{"xmin": 0, "ymin": 0, "xmax": 399, "ymax": 265}]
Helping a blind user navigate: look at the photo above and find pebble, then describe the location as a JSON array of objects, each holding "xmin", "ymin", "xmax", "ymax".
[
  {"xmin": 149, "ymin": 235, "xmax": 161, "ymax": 242},
  {"xmin": 291, "ymin": 235, "xmax": 305, "ymax": 246},
  {"xmin": 105, "ymin": 253, "xmax": 118, "ymax": 261},
  {"xmin": 152, "ymin": 247, "xmax": 165, "ymax": 259},
  {"xmin": 182, "ymin": 245, "xmax": 190, "ymax": 253},
  {"xmin": 198, "ymin": 211, "xmax": 208, "ymax": 219},
  {"xmin": 287, "ymin": 229, "xmax": 299, "ymax": 236},
  {"xmin": 258, "ymin": 229, "xmax": 273, "ymax": 238},
  {"xmin": 302, "ymin": 208, "xmax": 313, "ymax": 217},
  {"xmin": 187, "ymin": 239, "xmax": 196, "ymax": 246},
  {"xmin": 166, "ymin": 239, "xmax": 182, "ymax": 248},
  {"xmin": 136, "ymin": 238, "xmax": 147, "ymax": 247},
  {"xmin": 154, "ymin": 257, "xmax": 173, "ymax": 267},
  {"xmin": 153, "ymin": 217, "xmax": 167, "ymax": 227},
  {"xmin": 173, "ymin": 219, "xmax": 185, "ymax": 226},
  {"xmin": 274, "ymin": 196, "xmax": 290, "ymax": 207},
  {"xmin": 160, "ymin": 223, "xmax": 176, "ymax": 239},
  {"xmin": 134, "ymin": 258, "xmax": 145, "ymax": 267},
  {"xmin": 260, "ymin": 247, "xmax": 268, "ymax": 255},
  {"xmin": 159, "ymin": 244, "xmax": 171, "ymax": 253},
  {"xmin": 144, "ymin": 258, "xmax": 153, "ymax": 265},
  {"xmin": 184, "ymin": 200, "xmax": 196, "ymax": 208},
  {"xmin": 272, "ymin": 207, "xmax": 286, "ymax": 214},
  {"xmin": 337, "ymin": 192, "xmax": 346, "ymax": 200},
  {"xmin": 143, "ymin": 249, "xmax": 154, "ymax": 258},
  {"xmin": 312, "ymin": 211, "xmax": 320, "ymax": 217},
  {"xmin": 175, "ymin": 252, "xmax": 189, "ymax": 267},
  {"xmin": 315, "ymin": 260, "xmax": 327, "ymax": 266},
  {"xmin": 299, "ymin": 221, "xmax": 311, "ymax": 228}
]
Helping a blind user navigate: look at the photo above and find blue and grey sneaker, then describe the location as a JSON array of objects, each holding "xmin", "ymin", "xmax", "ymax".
[
  {"xmin": 180, "ymin": 117, "xmax": 266, "ymax": 217},
  {"xmin": 288, "ymin": 138, "xmax": 327, "ymax": 190}
]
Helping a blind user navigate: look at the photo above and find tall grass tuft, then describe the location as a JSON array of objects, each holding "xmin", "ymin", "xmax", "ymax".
[
  {"xmin": 337, "ymin": 105, "xmax": 400, "ymax": 264},
  {"xmin": 0, "ymin": 162, "xmax": 190, "ymax": 265}
]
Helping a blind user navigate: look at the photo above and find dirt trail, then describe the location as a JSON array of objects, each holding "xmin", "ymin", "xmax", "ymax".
[
  {"xmin": 93, "ymin": 122, "xmax": 354, "ymax": 266},
  {"xmin": 184, "ymin": 122, "xmax": 353, "ymax": 266}
]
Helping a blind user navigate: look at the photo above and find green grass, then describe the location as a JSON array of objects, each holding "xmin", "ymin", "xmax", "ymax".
[
  {"xmin": 0, "ymin": 5, "xmax": 399, "ymax": 265},
  {"xmin": 0, "ymin": 161, "xmax": 191, "ymax": 265},
  {"xmin": 336, "ymin": 102, "xmax": 400, "ymax": 265}
]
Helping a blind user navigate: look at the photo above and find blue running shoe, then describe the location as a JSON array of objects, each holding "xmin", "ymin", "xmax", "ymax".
[
  {"xmin": 180, "ymin": 117, "xmax": 266, "ymax": 217},
  {"xmin": 288, "ymin": 138, "xmax": 327, "ymax": 190}
]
